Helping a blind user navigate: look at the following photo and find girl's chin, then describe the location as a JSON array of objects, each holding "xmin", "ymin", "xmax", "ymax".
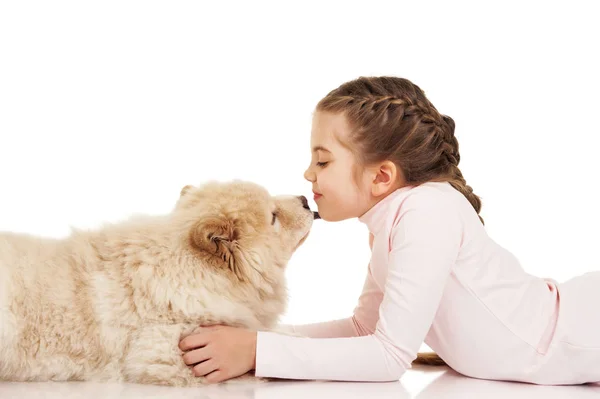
[
  {"xmin": 315, "ymin": 209, "xmax": 330, "ymax": 221},
  {"xmin": 316, "ymin": 209, "xmax": 350, "ymax": 222}
]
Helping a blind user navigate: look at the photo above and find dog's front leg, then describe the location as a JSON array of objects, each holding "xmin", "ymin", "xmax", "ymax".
[
  {"xmin": 121, "ymin": 323, "xmax": 209, "ymax": 387},
  {"xmin": 121, "ymin": 324, "xmax": 261, "ymax": 387}
]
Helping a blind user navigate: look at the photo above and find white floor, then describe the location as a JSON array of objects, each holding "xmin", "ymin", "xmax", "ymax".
[{"xmin": 0, "ymin": 366, "xmax": 598, "ymax": 399}]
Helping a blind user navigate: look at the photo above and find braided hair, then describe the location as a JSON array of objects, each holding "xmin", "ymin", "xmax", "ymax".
[{"xmin": 316, "ymin": 76, "xmax": 484, "ymax": 225}]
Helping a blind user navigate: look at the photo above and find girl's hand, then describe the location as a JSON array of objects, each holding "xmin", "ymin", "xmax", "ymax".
[{"xmin": 179, "ymin": 325, "xmax": 257, "ymax": 383}]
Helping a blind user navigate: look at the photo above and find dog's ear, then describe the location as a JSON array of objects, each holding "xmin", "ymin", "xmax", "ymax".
[
  {"xmin": 190, "ymin": 215, "xmax": 238, "ymax": 256},
  {"xmin": 189, "ymin": 215, "xmax": 244, "ymax": 277},
  {"xmin": 189, "ymin": 216, "xmax": 263, "ymax": 285},
  {"xmin": 180, "ymin": 185, "xmax": 193, "ymax": 197}
]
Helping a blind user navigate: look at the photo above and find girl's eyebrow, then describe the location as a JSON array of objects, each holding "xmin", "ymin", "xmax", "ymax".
[{"xmin": 312, "ymin": 145, "xmax": 331, "ymax": 153}]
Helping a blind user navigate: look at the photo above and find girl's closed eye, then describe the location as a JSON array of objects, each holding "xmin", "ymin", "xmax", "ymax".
[{"xmin": 316, "ymin": 161, "xmax": 329, "ymax": 167}]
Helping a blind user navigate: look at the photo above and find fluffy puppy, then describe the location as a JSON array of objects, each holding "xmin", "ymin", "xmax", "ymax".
[{"xmin": 0, "ymin": 180, "xmax": 316, "ymax": 386}]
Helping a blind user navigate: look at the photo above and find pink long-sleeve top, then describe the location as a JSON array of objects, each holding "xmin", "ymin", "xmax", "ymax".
[{"xmin": 254, "ymin": 181, "xmax": 600, "ymax": 385}]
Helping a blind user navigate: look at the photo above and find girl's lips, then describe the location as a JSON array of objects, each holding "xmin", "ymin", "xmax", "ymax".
[{"xmin": 313, "ymin": 193, "xmax": 322, "ymax": 201}]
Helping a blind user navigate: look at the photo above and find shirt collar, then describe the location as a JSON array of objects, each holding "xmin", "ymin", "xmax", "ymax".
[{"xmin": 358, "ymin": 185, "xmax": 412, "ymax": 235}]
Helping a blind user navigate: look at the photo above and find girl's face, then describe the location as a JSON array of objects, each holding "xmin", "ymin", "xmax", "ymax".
[{"xmin": 303, "ymin": 111, "xmax": 373, "ymax": 222}]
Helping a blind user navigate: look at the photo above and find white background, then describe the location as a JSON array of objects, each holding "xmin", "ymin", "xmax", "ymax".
[{"xmin": 1, "ymin": 1, "xmax": 599, "ymax": 396}]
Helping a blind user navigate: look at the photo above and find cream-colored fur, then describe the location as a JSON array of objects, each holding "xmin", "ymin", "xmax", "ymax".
[{"xmin": 0, "ymin": 180, "xmax": 315, "ymax": 386}]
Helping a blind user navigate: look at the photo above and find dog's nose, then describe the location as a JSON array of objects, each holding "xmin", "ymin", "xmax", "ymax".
[{"xmin": 298, "ymin": 195, "xmax": 310, "ymax": 210}]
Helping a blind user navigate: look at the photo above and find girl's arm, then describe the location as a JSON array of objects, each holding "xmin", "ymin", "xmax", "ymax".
[
  {"xmin": 255, "ymin": 197, "xmax": 462, "ymax": 382},
  {"xmin": 278, "ymin": 263, "xmax": 383, "ymax": 339},
  {"xmin": 277, "ymin": 233, "xmax": 383, "ymax": 339}
]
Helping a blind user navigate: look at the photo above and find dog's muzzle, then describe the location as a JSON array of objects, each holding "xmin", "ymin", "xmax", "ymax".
[{"xmin": 298, "ymin": 195, "xmax": 321, "ymax": 220}]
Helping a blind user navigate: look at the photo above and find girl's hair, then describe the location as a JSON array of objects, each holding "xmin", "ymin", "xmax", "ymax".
[{"xmin": 316, "ymin": 76, "xmax": 484, "ymax": 225}]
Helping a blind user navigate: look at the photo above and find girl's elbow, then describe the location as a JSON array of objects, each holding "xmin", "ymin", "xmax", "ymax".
[
  {"xmin": 371, "ymin": 333, "xmax": 411, "ymax": 380},
  {"xmin": 387, "ymin": 364, "xmax": 407, "ymax": 381},
  {"xmin": 373, "ymin": 358, "xmax": 407, "ymax": 381},
  {"xmin": 370, "ymin": 368, "xmax": 405, "ymax": 382}
]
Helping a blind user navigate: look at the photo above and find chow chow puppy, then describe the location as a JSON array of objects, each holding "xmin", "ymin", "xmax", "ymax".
[{"xmin": 0, "ymin": 180, "xmax": 317, "ymax": 386}]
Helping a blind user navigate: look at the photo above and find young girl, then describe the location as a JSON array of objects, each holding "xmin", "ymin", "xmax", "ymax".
[{"xmin": 178, "ymin": 76, "xmax": 600, "ymax": 386}]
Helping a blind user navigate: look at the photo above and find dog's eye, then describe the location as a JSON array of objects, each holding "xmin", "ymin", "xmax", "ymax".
[{"xmin": 271, "ymin": 212, "xmax": 277, "ymax": 225}]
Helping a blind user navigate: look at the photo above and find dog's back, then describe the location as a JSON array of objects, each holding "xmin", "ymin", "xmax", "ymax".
[{"xmin": 0, "ymin": 218, "xmax": 232, "ymax": 383}]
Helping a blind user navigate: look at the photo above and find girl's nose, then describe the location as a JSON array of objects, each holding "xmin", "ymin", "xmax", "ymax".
[{"xmin": 304, "ymin": 167, "xmax": 315, "ymax": 182}]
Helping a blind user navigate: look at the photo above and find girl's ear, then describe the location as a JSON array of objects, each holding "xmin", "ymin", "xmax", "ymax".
[{"xmin": 370, "ymin": 160, "xmax": 401, "ymax": 196}]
